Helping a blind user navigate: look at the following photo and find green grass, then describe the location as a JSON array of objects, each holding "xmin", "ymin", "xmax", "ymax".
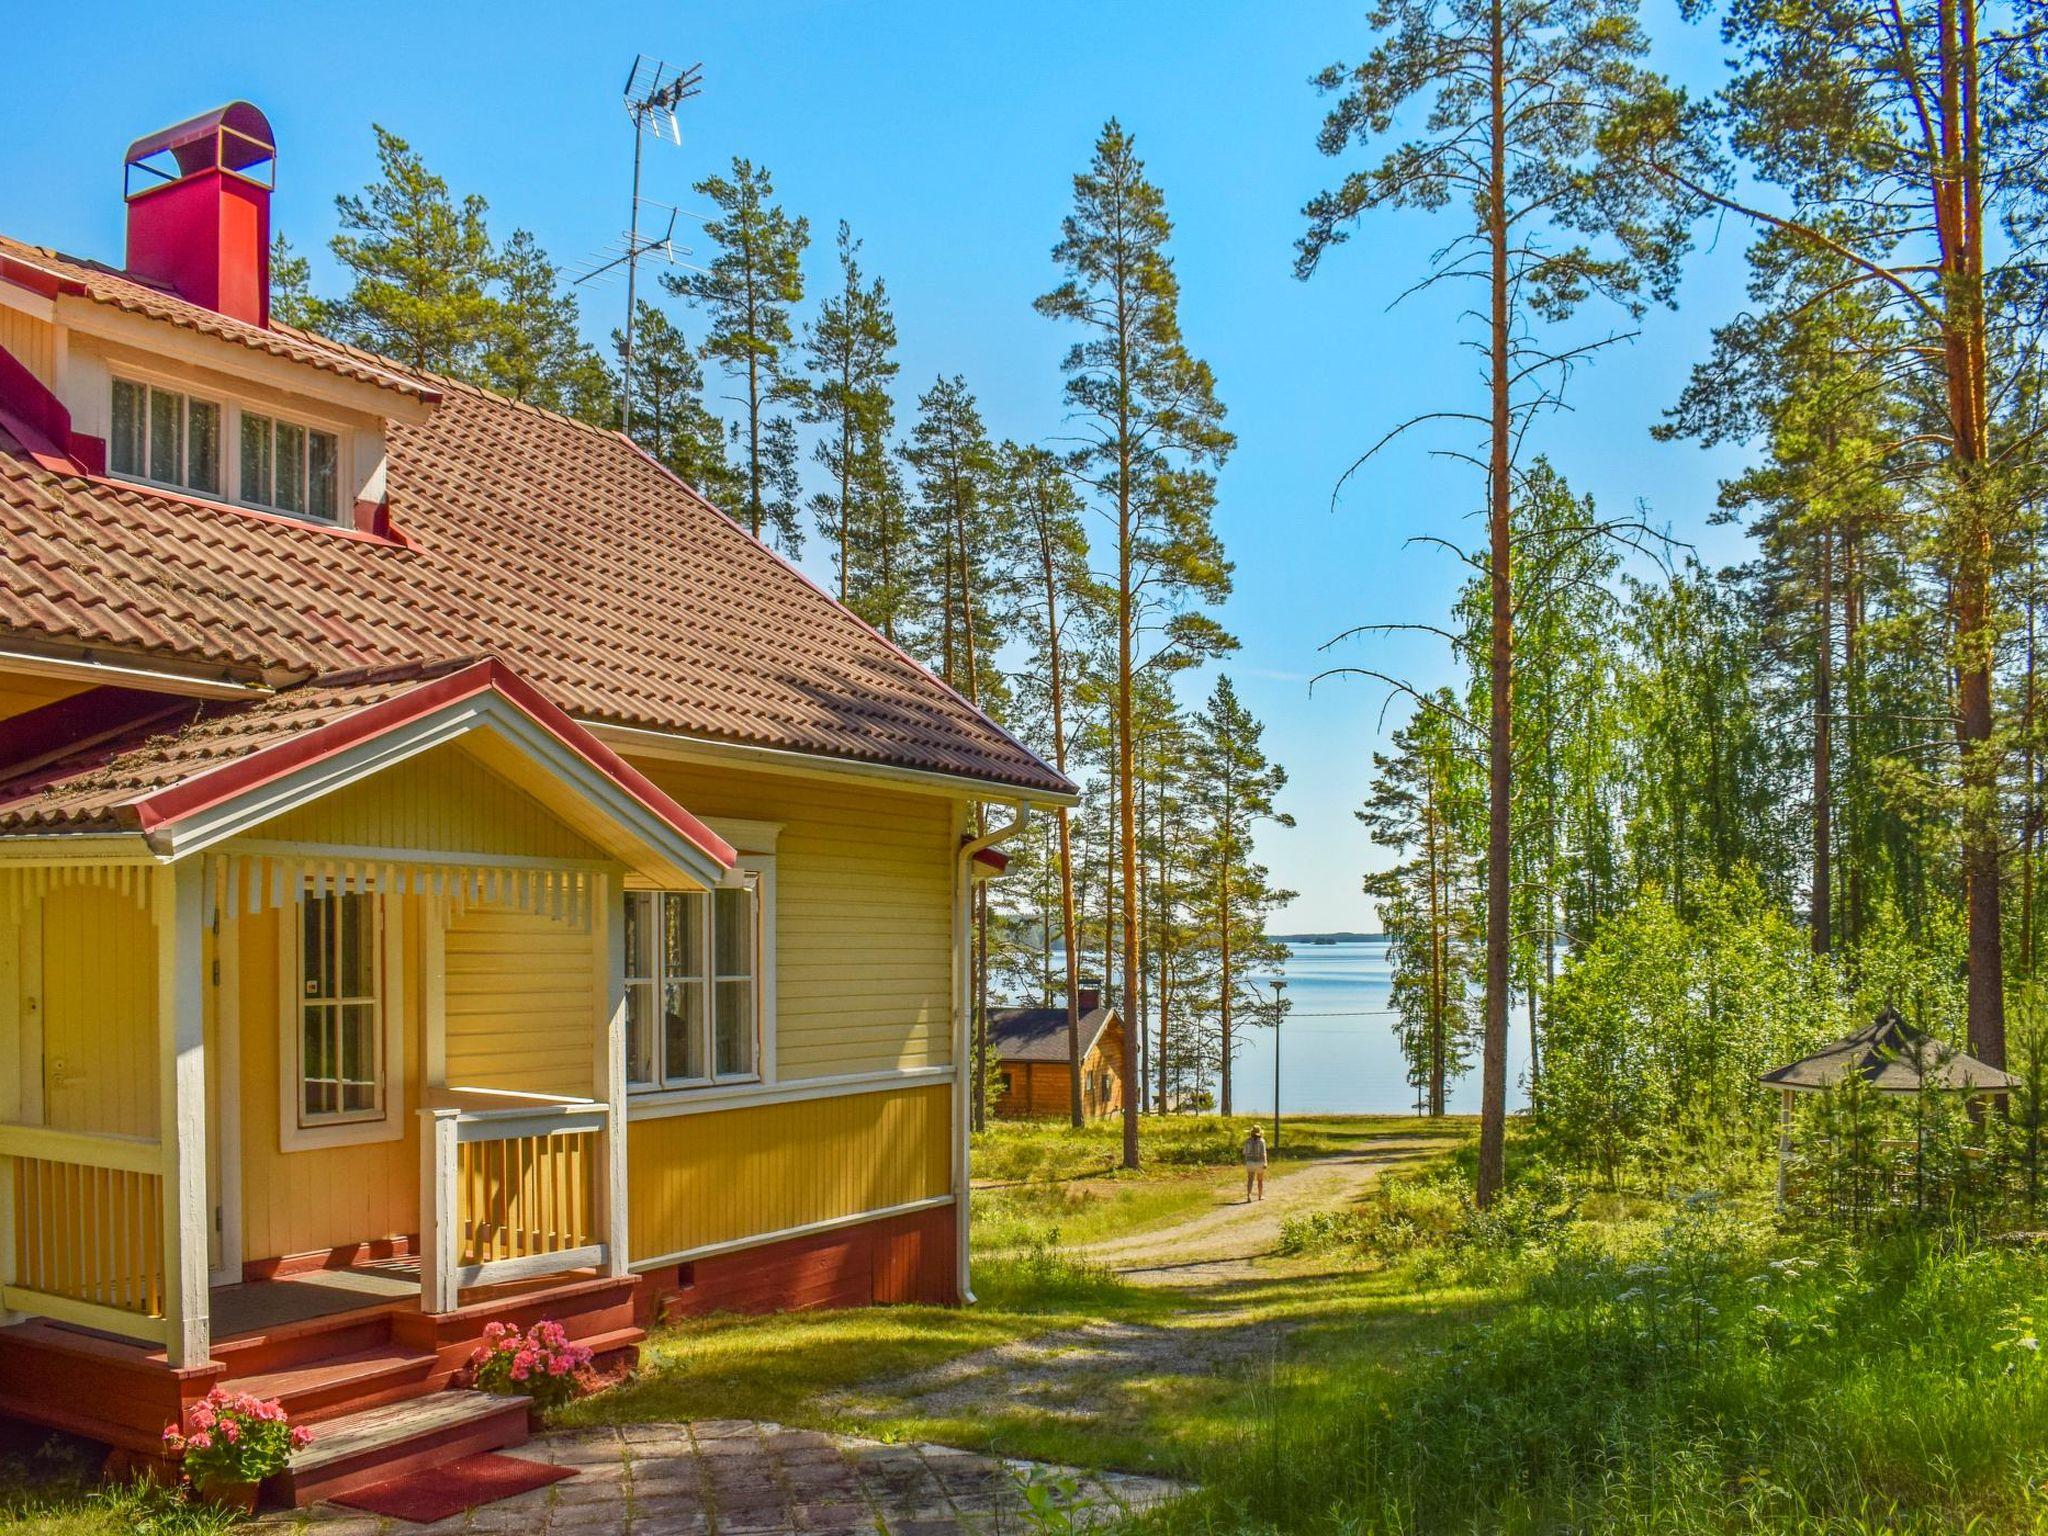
[
  {"xmin": 1147, "ymin": 1188, "xmax": 2048, "ymax": 1534},
  {"xmin": 971, "ymin": 1113, "xmax": 1462, "ymax": 1186},
  {"xmin": 0, "ymin": 1440, "xmax": 233, "ymax": 1536}
]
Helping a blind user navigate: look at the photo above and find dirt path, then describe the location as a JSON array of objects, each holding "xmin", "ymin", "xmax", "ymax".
[
  {"xmin": 1077, "ymin": 1139, "xmax": 1452, "ymax": 1286},
  {"xmin": 826, "ymin": 1137, "xmax": 1454, "ymax": 1442}
]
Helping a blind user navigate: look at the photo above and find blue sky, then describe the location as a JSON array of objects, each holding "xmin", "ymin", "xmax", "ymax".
[{"xmin": 8, "ymin": 1, "xmax": 1763, "ymax": 930}]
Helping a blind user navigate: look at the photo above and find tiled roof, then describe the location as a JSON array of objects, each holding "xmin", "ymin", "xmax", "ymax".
[
  {"xmin": 0, "ymin": 665, "xmax": 444, "ymax": 831},
  {"xmin": 0, "ymin": 657, "xmax": 739, "ymax": 880},
  {"xmin": 0, "ymin": 237, "xmax": 438, "ymax": 402},
  {"xmin": 0, "ymin": 263, "xmax": 1072, "ymax": 800},
  {"xmin": 989, "ymin": 1005, "xmax": 1116, "ymax": 1064}
]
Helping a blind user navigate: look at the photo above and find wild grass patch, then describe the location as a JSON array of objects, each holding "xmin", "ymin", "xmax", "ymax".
[{"xmin": 1158, "ymin": 1197, "xmax": 2048, "ymax": 1534}]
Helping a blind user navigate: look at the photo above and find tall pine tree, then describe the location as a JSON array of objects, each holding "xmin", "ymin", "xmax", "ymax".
[{"xmin": 1038, "ymin": 120, "xmax": 1234, "ymax": 1169}]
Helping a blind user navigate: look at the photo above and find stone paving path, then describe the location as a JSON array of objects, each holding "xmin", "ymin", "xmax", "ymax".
[{"xmin": 265, "ymin": 1420, "xmax": 1184, "ymax": 1535}]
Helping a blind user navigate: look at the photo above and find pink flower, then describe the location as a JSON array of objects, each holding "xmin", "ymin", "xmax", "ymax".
[
  {"xmin": 290, "ymin": 1426, "xmax": 315, "ymax": 1449},
  {"xmin": 187, "ymin": 1430, "xmax": 213, "ymax": 1452},
  {"xmin": 221, "ymin": 1421, "xmax": 240, "ymax": 1444}
]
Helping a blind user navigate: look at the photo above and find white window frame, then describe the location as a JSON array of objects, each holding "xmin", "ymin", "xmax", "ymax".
[
  {"xmin": 276, "ymin": 884, "xmax": 407, "ymax": 1152},
  {"xmin": 106, "ymin": 368, "xmax": 354, "ymax": 527},
  {"xmin": 237, "ymin": 404, "xmax": 346, "ymax": 523},
  {"xmin": 108, "ymin": 374, "xmax": 225, "ymax": 499},
  {"xmin": 624, "ymin": 851, "xmax": 775, "ymax": 1100}
]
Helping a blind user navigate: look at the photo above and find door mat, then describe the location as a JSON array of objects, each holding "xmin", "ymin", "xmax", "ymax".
[{"xmin": 332, "ymin": 1453, "xmax": 576, "ymax": 1522}]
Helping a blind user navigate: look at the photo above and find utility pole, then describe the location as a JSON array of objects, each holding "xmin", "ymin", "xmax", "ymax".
[{"xmin": 1270, "ymin": 977, "xmax": 1287, "ymax": 1149}]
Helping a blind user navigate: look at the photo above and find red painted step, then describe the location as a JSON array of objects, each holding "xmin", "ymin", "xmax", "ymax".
[
  {"xmin": 269, "ymin": 1390, "xmax": 531, "ymax": 1508},
  {"xmin": 220, "ymin": 1345, "xmax": 438, "ymax": 1424}
]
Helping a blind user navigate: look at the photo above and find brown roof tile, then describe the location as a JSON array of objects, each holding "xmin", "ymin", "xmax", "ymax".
[
  {"xmin": 0, "ymin": 237, "xmax": 438, "ymax": 402},
  {"xmin": 0, "ymin": 274, "xmax": 1070, "ymax": 799}
]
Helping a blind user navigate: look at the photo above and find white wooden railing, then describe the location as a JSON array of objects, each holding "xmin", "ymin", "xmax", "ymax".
[
  {"xmin": 418, "ymin": 1090, "xmax": 618, "ymax": 1310},
  {"xmin": 0, "ymin": 1123, "xmax": 169, "ymax": 1344}
]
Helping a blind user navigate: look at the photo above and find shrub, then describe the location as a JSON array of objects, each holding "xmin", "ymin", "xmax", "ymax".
[
  {"xmin": 468, "ymin": 1320, "xmax": 594, "ymax": 1411},
  {"xmin": 161, "ymin": 1388, "xmax": 311, "ymax": 1489}
]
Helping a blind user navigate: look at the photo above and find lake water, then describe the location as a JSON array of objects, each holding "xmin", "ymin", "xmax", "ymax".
[{"xmin": 1223, "ymin": 939, "xmax": 1534, "ymax": 1117}]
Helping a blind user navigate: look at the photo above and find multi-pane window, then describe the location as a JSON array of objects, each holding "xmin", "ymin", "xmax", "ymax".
[
  {"xmin": 624, "ymin": 881, "xmax": 759, "ymax": 1089},
  {"xmin": 298, "ymin": 892, "xmax": 383, "ymax": 1124},
  {"xmin": 242, "ymin": 410, "xmax": 340, "ymax": 521},
  {"xmin": 110, "ymin": 378, "xmax": 221, "ymax": 496}
]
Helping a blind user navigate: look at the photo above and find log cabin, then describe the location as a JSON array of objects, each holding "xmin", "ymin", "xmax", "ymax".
[{"xmin": 989, "ymin": 987, "xmax": 1124, "ymax": 1120}]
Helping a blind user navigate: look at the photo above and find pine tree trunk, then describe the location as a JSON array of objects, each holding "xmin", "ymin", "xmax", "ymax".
[
  {"xmin": 1814, "ymin": 521, "xmax": 1833, "ymax": 953},
  {"xmin": 1941, "ymin": 0, "xmax": 2003, "ymax": 1068},
  {"xmin": 1156, "ymin": 782, "xmax": 1171, "ymax": 1115},
  {"xmin": 1117, "ymin": 323, "xmax": 1142, "ymax": 1168},
  {"xmin": 1219, "ymin": 858, "xmax": 1234, "ymax": 1118},
  {"xmin": 1476, "ymin": 0, "xmax": 1512, "ymax": 1207}
]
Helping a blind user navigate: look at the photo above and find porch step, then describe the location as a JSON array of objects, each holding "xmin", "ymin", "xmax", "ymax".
[
  {"xmin": 270, "ymin": 1390, "xmax": 530, "ymax": 1508},
  {"xmin": 221, "ymin": 1345, "xmax": 438, "ymax": 1424}
]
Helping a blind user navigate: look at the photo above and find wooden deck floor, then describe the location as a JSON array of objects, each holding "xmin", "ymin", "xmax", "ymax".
[{"xmin": 211, "ymin": 1264, "xmax": 419, "ymax": 1336}]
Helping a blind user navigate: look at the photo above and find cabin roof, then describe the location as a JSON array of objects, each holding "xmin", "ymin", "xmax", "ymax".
[
  {"xmin": 990, "ymin": 1003, "xmax": 1117, "ymax": 1064},
  {"xmin": 0, "ymin": 234, "xmax": 1073, "ymax": 802}
]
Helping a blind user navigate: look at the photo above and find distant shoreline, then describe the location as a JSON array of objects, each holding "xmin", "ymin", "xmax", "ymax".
[{"xmin": 1272, "ymin": 932, "xmax": 1384, "ymax": 944}]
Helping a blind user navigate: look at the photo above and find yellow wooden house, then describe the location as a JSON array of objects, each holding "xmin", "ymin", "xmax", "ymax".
[{"xmin": 0, "ymin": 103, "xmax": 1072, "ymax": 1500}]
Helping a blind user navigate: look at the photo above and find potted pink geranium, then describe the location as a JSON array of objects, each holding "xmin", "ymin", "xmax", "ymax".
[
  {"xmin": 162, "ymin": 1386, "xmax": 313, "ymax": 1513},
  {"xmin": 468, "ymin": 1319, "xmax": 593, "ymax": 1425}
]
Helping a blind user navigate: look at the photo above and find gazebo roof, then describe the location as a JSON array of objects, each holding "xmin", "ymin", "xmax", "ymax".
[{"xmin": 1760, "ymin": 1007, "xmax": 2018, "ymax": 1095}]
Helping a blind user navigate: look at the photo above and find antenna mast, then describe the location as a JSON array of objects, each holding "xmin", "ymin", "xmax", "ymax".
[{"xmin": 598, "ymin": 55, "xmax": 702, "ymax": 439}]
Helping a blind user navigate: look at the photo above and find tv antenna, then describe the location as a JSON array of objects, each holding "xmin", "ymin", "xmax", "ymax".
[{"xmin": 583, "ymin": 55, "xmax": 703, "ymax": 438}]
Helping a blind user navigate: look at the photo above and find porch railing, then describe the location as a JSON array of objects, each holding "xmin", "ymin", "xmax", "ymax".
[
  {"xmin": 0, "ymin": 1124, "xmax": 167, "ymax": 1344},
  {"xmin": 418, "ymin": 1092, "xmax": 611, "ymax": 1308}
]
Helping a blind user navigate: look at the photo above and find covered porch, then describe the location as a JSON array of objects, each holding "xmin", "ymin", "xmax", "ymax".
[{"xmin": 0, "ymin": 659, "xmax": 735, "ymax": 1454}]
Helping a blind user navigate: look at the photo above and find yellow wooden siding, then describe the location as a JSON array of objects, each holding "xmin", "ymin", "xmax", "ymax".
[
  {"xmin": 235, "ymin": 902, "xmax": 421, "ymax": 1262},
  {"xmin": 0, "ymin": 671, "xmax": 84, "ymax": 721},
  {"xmin": 0, "ymin": 310, "xmax": 52, "ymax": 388},
  {"xmin": 443, "ymin": 900, "xmax": 596, "ymax": 1098},
  {"xmin": 627, "ymin": 762, "xmax": 956, "ymax": 1078},
  {"xmin": 38, "ymin": 886, "xmax": 156, "ymax": 1139},
  {"xmin": 627, "ymin": 1084, "xmax": 951, "ymax": 1260},
  {"xmin": 258, "ymin": 742, "xmax": 611, "ymax": 860}
]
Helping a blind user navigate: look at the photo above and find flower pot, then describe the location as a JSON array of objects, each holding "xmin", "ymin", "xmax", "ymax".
[
  {"xmin": 196, "ymin": 1477, "xmax": 261, "ymax": 1515},
  {"xmin": 526, "ymin": 1402, "xmax": 547, "ymax": 1433}
]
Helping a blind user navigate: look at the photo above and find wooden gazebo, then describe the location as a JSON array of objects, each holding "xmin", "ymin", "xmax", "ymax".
[{"xmin": 1760, "ymin": 1006, "xmax": 2018, "ymax": 1204}]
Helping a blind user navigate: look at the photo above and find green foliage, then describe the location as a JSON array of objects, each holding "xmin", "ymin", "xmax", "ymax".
[
  {"xmin": 614, "ymin": 301, "xmax": 738, "ymax": 503},
  {"xmin": 802, "ymin": 222, "xmax": 900, "ymax": 607},
  {"xmin": 901, "ymin": 374, "xmax": 1012, "ymax": 708},
  {"xmin": 265, "ymin": 234, "xmax": 326, "ymax": 333},
  {"xmin": 1536, "ymin": 871, "xmax": 1847, "ymax": 1182},
  {"xmin": 667, "ymin": 157, "xmax": 811, "ymax": 554},
  {"xmin": 1360, "ymin": 690, "xmax": 1483, "ymax": 1113},
  {"xmin": 303, "ymin": 126, "xmax": 616, "ymax": 426},
  {"xmin": 327, "ymin": 125, "xmax": 501, "ymax": 376},
  {"xmin": 480, "ymin": 229, "xmax": 612, "ymax": 420}
]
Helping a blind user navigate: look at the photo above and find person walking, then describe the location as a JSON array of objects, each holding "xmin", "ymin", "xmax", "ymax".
[{"xmin": 1243, "ymin": 1124, "xmax": 1268, "ymax": 1203}]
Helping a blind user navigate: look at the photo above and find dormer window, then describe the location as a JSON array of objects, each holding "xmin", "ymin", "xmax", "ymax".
[
  {"xmin": 241, "ymin": 410, "xmax": 340, "ymax": 521},
  {"xmin": 106, "ymin": 374, "xmax": 352, "ymax": 526},
  {"xmin": 110, "ymin": 378, "xmax": 221, "ymax": 497}
]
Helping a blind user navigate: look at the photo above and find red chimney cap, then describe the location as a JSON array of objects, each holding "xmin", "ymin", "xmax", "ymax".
[{"xmin": 126, "ymin": 102, "xmax": 275, "ymax": 185}]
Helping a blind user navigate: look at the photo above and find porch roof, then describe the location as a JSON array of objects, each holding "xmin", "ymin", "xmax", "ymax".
[{"xmin": 0, "ymin": 655, "xmax": 735, "ymax": 884}]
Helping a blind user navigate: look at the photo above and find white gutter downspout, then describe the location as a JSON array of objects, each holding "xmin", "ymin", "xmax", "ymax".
[{"xmin": 953, "ymin": 800, "xmax": 1028, "ymax": 1304}]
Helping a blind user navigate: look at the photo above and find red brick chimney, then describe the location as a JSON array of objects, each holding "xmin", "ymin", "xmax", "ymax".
[
  {"xmin": 123, "ymin": 103, "xmax": 275, "ymax": 328},
  {"xmin": 1077, "ymin": 981, "xmax": 1102, "ymax": 1015}
]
